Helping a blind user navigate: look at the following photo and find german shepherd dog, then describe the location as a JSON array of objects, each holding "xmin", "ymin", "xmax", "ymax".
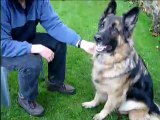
[{"xmin": 82, "ymin": 0, "xmax": 160, "ymax": 120}]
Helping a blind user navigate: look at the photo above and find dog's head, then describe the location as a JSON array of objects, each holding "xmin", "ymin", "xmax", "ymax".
[{"xmin": 95, "ymin": 0, "xmax": 140, "ymax": 53}]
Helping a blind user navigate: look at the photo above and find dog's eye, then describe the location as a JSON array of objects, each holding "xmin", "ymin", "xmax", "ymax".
[
  {"xmin": 110, "ymin": 26, "xmax": 117, "ymax": 32},
  {"xmin": 110, "ymin": 26, "xmax": 119, "ymax": 37},
  {"xmin": 111, "ymin": 23, "xmax": 119, "ymax": 32},
  {"xmin": 113, "ymin": 27, "xmax": 118, "ymax": 32},
  {"xmin": 111, "ymin": 23, "xmax": 118, "ymax": 31}
]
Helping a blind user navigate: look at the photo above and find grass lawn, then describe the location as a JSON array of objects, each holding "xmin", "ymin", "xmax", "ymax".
[{"xmin": 1, "ymin": 1, "xmax": 160, "ymax": 120}]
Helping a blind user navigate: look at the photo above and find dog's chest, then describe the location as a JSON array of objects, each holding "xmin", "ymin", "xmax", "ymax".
[
  {"xmin": 92, "ymin": 54, "xmax": 130, "ymax": 94},
  {"xmin": 92, "ymin": 61, "xmax": 123, "ymax": 94}
]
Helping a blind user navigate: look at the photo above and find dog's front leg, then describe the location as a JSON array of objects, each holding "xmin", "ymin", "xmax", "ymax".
[
  {"xmin": 82, "ymin": 92, "xmax": 106, "ymax": 109},
  {"xmin": 93, "ymin": 94, "xmax": 122, "ymax": 120}
]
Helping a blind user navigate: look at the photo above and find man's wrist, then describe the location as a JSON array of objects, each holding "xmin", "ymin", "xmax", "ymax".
[
  {"xmin": 76, "ymin": 40, "xmax": 82, "ymax": 48},
  {"xmin": 31, "ymin": 44, "xmax": 41, "ymax": 53}
]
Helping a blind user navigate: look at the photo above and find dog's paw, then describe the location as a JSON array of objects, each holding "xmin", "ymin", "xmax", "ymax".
[
  {"xmin": 93, "ymin": 113, "xmax": 105, "ymax": 120},
  {"xmin": 82, "ymin": 101, "xmax": 96, "ymax": 109}
]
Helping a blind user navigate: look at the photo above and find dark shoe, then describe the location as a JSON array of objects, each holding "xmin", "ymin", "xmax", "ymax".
[
  {"xmin": 18, "ymin": 96, "xmax": 44, "ymax": 117},
  {"xmin": 47, "ymin": 81, "xmax": 76, "ymax": 95}
]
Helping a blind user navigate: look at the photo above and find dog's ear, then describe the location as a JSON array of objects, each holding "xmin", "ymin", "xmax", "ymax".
[
  {"xmin": 98, "ymin": 0, "xmax": 117, "ymax": 29},
  {"xmin": 123, "ymin": 7, "xmax": 140, "ymax": 40},
  {"xmin": 104, "ymin": 0, "xmax": 117, "ymax": 16}
]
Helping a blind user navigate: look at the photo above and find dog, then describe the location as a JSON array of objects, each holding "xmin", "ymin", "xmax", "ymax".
[{"xmin": 82, "ymin": 0, "xmax": 160, "ymax": 120}]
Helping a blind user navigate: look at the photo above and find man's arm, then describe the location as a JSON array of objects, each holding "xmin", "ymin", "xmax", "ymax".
[
  {"xmin": 39, "ymin": 0, "xmax": 81, "ymax": 46},
  {"xmin": 39, "ymin": 0, "xmax": 96, "ymax": 54},
  {"xmin": 1, "ymin": 2, "xmax": 32, "ymax": 57},
  {"xmin": 1, "ymin": 39, "xmax": 32, "ymax": 57},
  {"xmin": 1, "ymin": 2, "xmax": 54, "ymax": 62}
]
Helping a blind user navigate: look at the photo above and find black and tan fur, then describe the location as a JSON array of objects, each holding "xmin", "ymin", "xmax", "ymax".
[{"xmin": 82, "ymin": 0, "xmax": 160, "ymax": 120}]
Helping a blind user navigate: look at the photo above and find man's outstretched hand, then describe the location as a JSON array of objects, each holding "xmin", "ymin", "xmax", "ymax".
[
  {"xmin": 31, "ymin": 44, "xmax": 54, "ymax": 62},
  {"xmin": 31, "ymin": 40, "xmax": 95, "ymax": 62},
  {"xmin": 80, "ymin": 40, "xmax": 96, "ymax": 55}
]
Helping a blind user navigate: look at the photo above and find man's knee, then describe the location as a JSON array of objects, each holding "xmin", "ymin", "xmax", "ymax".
[
  {"xmin": 20, "ymin": 54, "xmax": 42, "ymax": 74},
  {"xmin": 28, "ymin": 54, "xmax": 42, "ymax": 69},
  {"xmin": 56, "ymin": 42, "xmax": 67, "ymax": 54}
]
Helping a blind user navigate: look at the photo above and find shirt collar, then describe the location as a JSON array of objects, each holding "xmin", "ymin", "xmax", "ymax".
[{"xmin": 9, "ymin": 0, "xmax": 33, "ymax": 14}]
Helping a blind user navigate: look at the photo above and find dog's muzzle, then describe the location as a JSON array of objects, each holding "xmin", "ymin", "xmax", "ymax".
[{"xmin": 96, "ymin": 44, "xmax": 112, "ymax": 52}]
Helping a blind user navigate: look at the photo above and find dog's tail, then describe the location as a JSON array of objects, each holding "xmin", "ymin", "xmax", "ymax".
[
  {"xmin": 149, "ymin": 103, "xmax": 160, "ymax": 120},
  {"xmin": 150, "ymin": 102, "xmax": 160, "ymax": 114},
  {"xmin": 128, "ymin": 102, "xmax": 160, "ymax": 120},
  {"xmin": 149, "ymin": 114, "xmax": 160, "ymax": 120}
]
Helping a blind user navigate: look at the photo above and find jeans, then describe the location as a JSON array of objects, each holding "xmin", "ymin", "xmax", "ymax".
[{"xmin": 1, "ymin": 33, "xmax": 67, "ymax": 101}]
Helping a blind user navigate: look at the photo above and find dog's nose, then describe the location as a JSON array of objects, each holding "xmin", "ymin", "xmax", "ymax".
[{"xmin": 94, "ymin": 35, "xmax": 102, "ymax": 42}]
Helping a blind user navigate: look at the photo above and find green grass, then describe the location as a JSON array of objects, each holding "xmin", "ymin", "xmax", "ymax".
[{"xmin": 1, "ymin": 1, "xmax": 160, "ymax": 120}]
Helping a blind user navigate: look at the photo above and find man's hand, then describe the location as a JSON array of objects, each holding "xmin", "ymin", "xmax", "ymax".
[
  {"xmin": 80, "ymin": 40, "xmax": 96, "ymax": 55},
  {"xmin": 31, "ymin": 44, "xmax": 54, "ymax": 62}
]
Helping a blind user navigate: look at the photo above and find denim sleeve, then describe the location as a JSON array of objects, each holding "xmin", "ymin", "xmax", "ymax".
[
  {"xmin": 1, "ymin": 2, "xmax": 32, "ymax": 57},
  {"xmin": 39, "ymin": 0, "xmax": 81, "ymax": 46}
]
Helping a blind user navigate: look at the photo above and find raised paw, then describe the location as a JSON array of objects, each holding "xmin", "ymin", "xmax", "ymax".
[
  {"xmin": 82, "ymin": 101, "xmax": 97, "ymax": 109},
  {"xmin": 93, "ymin": 113, "xmax": 105, "ymax": 120}
]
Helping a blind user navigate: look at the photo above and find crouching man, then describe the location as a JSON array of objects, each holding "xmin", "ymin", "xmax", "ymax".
[{"xmin": 1, "ymin": 0, "xmax": 95, "ymax": 116}]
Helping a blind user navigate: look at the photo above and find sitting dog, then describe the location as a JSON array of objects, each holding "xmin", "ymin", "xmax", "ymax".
[{"xmin": 82, "ymin": 0, "xmax": 160, "ymax": 120}]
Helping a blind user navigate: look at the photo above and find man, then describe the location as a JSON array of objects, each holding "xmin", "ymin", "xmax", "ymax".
[{"xmin": 1, "ymin": 0, "xmax": 95, "ymax": 116}]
